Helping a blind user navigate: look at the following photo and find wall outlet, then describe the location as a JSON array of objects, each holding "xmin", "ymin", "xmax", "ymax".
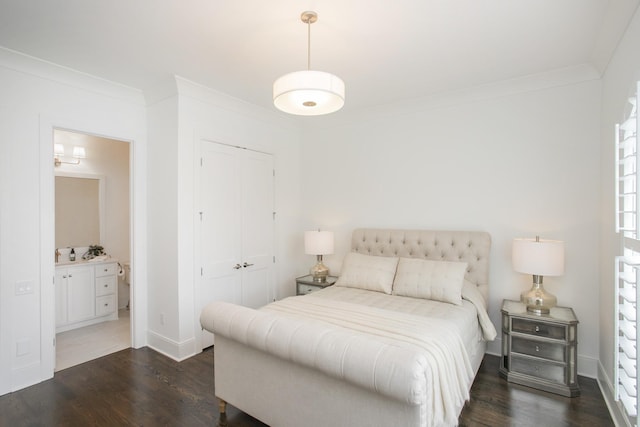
[{"xmin": 15, "ymin": 280, "xmax": 34, "ymax": 295}]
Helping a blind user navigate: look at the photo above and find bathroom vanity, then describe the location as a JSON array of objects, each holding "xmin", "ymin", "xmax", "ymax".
[{"xmin": 55, "ymin": 260, "xmax": 118, "ymax": 333}]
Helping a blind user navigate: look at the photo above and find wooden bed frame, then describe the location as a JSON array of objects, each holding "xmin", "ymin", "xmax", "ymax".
[{"xmin": 210, "ymin": 228, "xmax": 492, "ymax": 427}]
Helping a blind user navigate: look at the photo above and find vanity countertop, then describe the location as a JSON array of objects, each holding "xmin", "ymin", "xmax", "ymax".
[{"xmin": 56, "ymin": 258, "xmax": 117, "ymax": 267}]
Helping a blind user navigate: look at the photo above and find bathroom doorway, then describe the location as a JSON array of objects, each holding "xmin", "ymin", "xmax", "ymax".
[{"xmin": 53, "ymin": 129, "xmax": 132, "ymax": 371}]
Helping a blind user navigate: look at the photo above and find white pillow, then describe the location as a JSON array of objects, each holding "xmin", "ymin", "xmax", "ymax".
[
  {"xmin": 392, "ymin": 258, "xmax": 468, "ymax": 305},
  {"xmin": 335, "ymin": 252, "xmax": 399, "ymax": 294}
]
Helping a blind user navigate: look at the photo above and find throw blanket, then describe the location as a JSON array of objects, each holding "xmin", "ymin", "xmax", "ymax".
[{"xmin": 264, "ymin": 297, "xmax": 473, "ymax": 427}]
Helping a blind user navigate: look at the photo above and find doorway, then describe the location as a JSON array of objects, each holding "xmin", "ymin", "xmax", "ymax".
[{"xmin": 53, "ymin": 129, "xmax": 132, "ymax": 371}]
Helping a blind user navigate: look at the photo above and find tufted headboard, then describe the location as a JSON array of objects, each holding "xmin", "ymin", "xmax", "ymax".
[{"xmin": 351, "ymin": 228, "xmax": 492, "ymax": 302}]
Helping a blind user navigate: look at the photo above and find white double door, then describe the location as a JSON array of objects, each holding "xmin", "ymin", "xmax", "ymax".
[{"xmin": 197, "ymin": 140, "xmax": 274, "ymax": 349}]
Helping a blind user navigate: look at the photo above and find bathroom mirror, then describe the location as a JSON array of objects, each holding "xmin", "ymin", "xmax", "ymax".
[{"xmin": 55, "ymin": 173, "xmax": 105, "ymax": 248}]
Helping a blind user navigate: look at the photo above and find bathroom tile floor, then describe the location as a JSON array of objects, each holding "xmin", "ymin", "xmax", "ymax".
[{"xmin": 55, "ymin": 308, "xmax": 130, "ymax": 372}]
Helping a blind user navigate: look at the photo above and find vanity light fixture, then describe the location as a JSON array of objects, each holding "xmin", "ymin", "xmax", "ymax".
[
  {"xmin": 273, "ymin": 11, "xmax": 345, "ymax": 116},
  {"xmin": 54, "ymin": 144, "xmax": 86, "ymax": 167}
]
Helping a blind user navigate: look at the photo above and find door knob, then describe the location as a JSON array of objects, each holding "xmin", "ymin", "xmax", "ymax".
[
  {"xmin": 233, "ymin": 264, "xmax": 242, "ymax": 270},
  {"xmin": 243, "ymin": 262, "xmax": 254, "ymax": 268}
]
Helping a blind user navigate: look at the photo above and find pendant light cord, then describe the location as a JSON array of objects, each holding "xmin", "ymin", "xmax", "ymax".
[{"xmin": 307, "ymin": 18, "xmax": 311, "ymax": 70}]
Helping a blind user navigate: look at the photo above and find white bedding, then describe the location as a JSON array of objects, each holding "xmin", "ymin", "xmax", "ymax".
[{"xmin": 202, "ymin": 286, "xmax": 496, "ymax": 427}]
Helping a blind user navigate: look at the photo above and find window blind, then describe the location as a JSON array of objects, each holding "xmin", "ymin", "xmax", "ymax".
[{"xmin": 616, "ymin": 83, "xmax": 640, "ymax": 427}]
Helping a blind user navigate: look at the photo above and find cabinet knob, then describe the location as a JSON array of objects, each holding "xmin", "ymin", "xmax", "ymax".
[
  {"xmin": 535, "ymin": 325, "xmax": 540, "ymax": 332},
  {"xmin": 233, "ymin": 264, "xmax": 242, "ymax": 270},
  {"xmin": 535, "ymin": 345, "xmax": 540, "ymax": 352},
  {"xmin": 68, "ymin": 274, "xmax": 73, "ymax": 278},
  {"xmin": 104, "ymin": 268, "xmax": 108, "ymax": 272},
  {"xmin": 104, "ymin": 284, "xmax": 108, "ymax": 288}
]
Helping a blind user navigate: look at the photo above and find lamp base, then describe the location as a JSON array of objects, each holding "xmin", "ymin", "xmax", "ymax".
[
  {"xmin": 521, "ymin": 278, "xmax": 557, "ymax": 315},
  {"xmin": 310, "ymin": 255, "xmax": 329, "ymax": 283}
]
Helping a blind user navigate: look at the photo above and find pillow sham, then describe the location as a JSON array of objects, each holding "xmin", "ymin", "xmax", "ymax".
[
  {"xmin": 334, "ymin": 252, "xmax": 399, "ymax": 294},
  {"xmin": 392, "ymin": 258, "xmax": 468, "ymax": 305}
]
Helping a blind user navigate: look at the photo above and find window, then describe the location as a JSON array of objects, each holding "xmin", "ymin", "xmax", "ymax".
[{"xmin": 615, "ymin": 82, "xmax": 639, "ymax": 426}]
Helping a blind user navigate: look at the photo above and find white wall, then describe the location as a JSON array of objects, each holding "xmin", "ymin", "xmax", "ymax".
[
  {"xmin": 145, "ymin": 76, "xmax": 303, "ymax": 360},
  {"xmin": 0, "ymin": 47, "xmax": 147, "ymax": 394},
  {"xmin": 598, "ymin": 6, "xmax": 640, "ymax": 425},
  {"xmin": 300, "ymin": 69, "xmax": 603, "ymax": 376}
]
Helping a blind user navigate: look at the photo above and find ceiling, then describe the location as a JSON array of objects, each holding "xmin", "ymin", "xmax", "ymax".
[{"xmin": 0, "ymin": 1, "xmax": 637, "ymax": 113}]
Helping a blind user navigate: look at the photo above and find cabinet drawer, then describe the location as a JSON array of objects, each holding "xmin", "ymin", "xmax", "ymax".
[
  {"xmin": 95, "ymin": 276, "xmax": 116, "ymax": 296},
  {"xmin": 511, "ymin": 355, "xmax": 566, "ymax": 384},
  {"xmin": 96, "ymin": 294, "xmax": 117, "ymax": 316},
  {"xmin": 95, "ymin": 263, "xmax": 117, "ymax": 277},
  {"xmin": 512, "ymin": 336, "xmax": 566, "ymax": 362},
  {"xmin": 512, "ymin": 318, "xmax": 566, "ymax": 340},
  {"xmin": 298, "ymin": 283, "xmax": 324, "ymax": 295}
]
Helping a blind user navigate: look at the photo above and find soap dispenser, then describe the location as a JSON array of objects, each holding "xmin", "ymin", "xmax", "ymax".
[{"xmin": 69, "ymin": 248, "xmax": 76, "ymax": 262}]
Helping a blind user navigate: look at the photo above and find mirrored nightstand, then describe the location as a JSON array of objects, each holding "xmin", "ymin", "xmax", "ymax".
[
  {"xmin": 499, "ymin": 299, "xmax": 580, "ymax": 397},
  {"xmin": 295, "ymin": 275, "xmax": 338, "ymax": 295}
]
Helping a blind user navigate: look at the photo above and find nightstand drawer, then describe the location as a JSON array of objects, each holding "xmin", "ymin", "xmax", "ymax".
[
  {"xmin": 512, "ymin": 318, "xmax": 566, "ymax": 340},
  {"xmin": 511, "ymin": 356, "xmax": 565, "ymax": 384},
  {"xmin": 298, "ymin": 283, "xmax": 323, "ymax": 295},
  {"xmin": 512, "ymin": 336, "xmax": 565, "ymax": 362}
]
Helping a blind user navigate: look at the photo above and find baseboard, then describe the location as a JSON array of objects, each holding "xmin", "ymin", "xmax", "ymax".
[
  {"xmin": 488, "ymin": 337, "xmax": 598, "ymax": 378},
  {"xmin": 146, "ymin": 330, "xmax": 197, "ymax": 362},
  {"xmin": 598, "ymin": 361, "xmax": 632, "ymax": 427},
  {"xmin": 11, "ymin": 360, "xmax": 43, "ymax": 393}
]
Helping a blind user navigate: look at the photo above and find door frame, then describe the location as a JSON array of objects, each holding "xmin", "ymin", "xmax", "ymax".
[{"xmin": 40, "ymin": 118, "xmax": 139, "ymax": 378}]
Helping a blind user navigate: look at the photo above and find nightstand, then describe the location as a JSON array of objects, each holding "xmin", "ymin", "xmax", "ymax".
[
  {"xmin": 499, "ymin": 299, "xmax": 580, "ymax": 397},
  {"xmin": 296, "ymin": 275, "xmax": 338, "ymax": 295}
]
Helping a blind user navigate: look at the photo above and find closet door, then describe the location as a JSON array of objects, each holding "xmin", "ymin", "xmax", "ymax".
[
  {"xmin": 240, "ymin": 149, "xmax": 274, "ymax": 309},
  {"xmin": 198, "ymin": 140, "xmax": 273, "ymax": 348}
]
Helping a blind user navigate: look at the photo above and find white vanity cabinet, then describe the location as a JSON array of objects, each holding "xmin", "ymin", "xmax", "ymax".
[
  {"xmin": 55, "ymin": 261, "xmax": 118, "ymax": 333},
  {"xmin": 55, "ymin": 265, "xmax": 93, "ymax": 327}
]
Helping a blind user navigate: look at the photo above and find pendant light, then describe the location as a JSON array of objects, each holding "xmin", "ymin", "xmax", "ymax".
[{"xmin": 273, "ymin": 11, "xmax": 345, "ymax": 116}]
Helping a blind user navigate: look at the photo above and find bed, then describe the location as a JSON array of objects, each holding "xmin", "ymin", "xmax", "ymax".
[{"xmin": 200, "ymin": 228, "xmax": 495, "ymax": 427}]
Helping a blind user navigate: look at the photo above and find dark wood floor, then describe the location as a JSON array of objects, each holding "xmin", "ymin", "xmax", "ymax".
[{"xmin": 0, "ymin": 347, "xmax": 613, "ymax": 427}]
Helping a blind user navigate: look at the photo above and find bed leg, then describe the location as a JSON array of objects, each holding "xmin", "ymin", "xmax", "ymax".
[{"xmin": 217, "ymin": 399, "xmax": 227, "ymax": 427}]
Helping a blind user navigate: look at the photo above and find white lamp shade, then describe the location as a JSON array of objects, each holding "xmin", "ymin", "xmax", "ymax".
[
  {"xmin": 512, "ymin": 238, "xmax": 564, "ymax": 276},
  {"xmin": 273, "ymin": 70, "xmax": 345, "ymax": 116},
  {"xmin": 72, "ymin": 146, "xmax": 86, "ymax": 159},
  {"xmin": 54, "ymin": 143, "xmax": 65, "ymax": 156},
  {"xmin": 304, "ymin": 230, "xmax": 334, "ymax": 255},
  {"xmin": 73, "ymin": 146, "xmax": 87, "ymax": 159}
]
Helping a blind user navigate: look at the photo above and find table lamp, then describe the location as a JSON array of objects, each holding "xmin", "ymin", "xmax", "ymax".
[
  {"xmin": 512, "ymin": 236, "xmax": 565, "ymax": 314},
  {"xmin": 304, "ymin": 230, "xmax": 334, "ymax": 282}
]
